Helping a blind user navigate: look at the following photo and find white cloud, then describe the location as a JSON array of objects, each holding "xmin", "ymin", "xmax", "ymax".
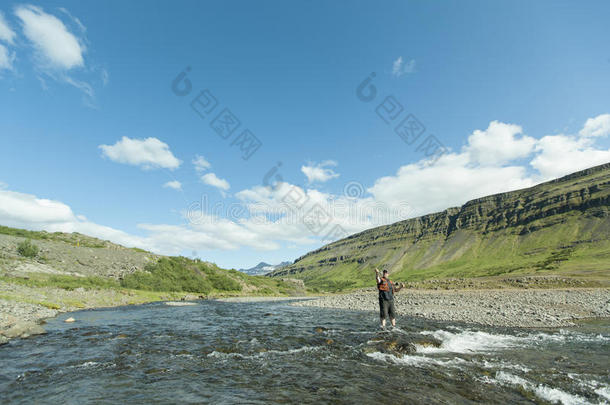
[
  {"xmin": 15, "ymin": 5, "xmax": 85, "ymax": 70},
  {"xmin": 0, "ymin": 11, "xmax": 16, "ymax": 44},
  {"xmin": 235, "ymin": 179, "xmax": 412, "ymax": 244},
  {"xmin": 392, "ymin": 56, "xmax": 416, "ymax": 77},
  {"xmin": 0, "ymin": 188, "xmax": 88, "ymax": 228},
  {"xmin": 13, "ymin": 5, "xmax": 101, "ymax": 105},
  {"xmin": 193, "ymin": 155, "xmax": 211, "ymax": 172},
  {"xmin": 301, "ymin": 160, "xmax": 339, "ymax": 183},
  {"xmin": 137, "ymin": 224, "xmax": 243, "ymax": 251},
  {"xmin": 201, "ymin": 173, "xmax": 230, "ymax": 191},
  {"xmin": 369, "ymin": 115, "xmax": 610, "ymax": 216},
  {"xmin": 530, "ymin": 114, "xmax": 610, "ymax": 179},
  {"xmin": 369, "ymin": 154, "xmax": 536, "ymax": 217},
  {"xmin": 465, "ymin": 121, "xmax": 536, "ymax": 166},
  {"xmin": 579, "ymin": 114, "xmax": 610, "ymax": 138},
  {"xmin": 530, "ymin": 134, "xmax": 610, "ymax": 179},
  {"xmin": 0, "ymin": 44, "xmax": 15, "ymax": 70},
  {"xmin": 99, "ymin": 137, "xmax": 182, "ymax": 170},
  {"xmin": 163, "ymin": 180, "xmax": 182, "ymax": 190}
]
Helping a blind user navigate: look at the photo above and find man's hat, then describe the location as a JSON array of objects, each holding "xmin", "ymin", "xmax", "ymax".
[{"xmin": 382, "ymin": 269, "xmax": 388, "ymax": 274}]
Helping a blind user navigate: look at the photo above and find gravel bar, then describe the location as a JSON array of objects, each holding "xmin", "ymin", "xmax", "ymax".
[{"xmin": 292, "ymin": 288, "xmax": 610, "ymax": 328}]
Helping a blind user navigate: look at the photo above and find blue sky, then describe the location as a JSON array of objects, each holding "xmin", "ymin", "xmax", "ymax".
[{"xmin": 1, "ymin": 0, "xmax": 609, "ymax": 269}]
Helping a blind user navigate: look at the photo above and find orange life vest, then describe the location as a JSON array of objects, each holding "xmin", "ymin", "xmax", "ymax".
[{"xmin": 378, "ymin": 277, "xmax": 393, "ymax": 292}]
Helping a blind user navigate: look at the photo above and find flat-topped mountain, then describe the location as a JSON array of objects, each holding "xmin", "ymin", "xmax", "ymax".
[{"xmin": 270, "ymin": 163, "xmax": 610, "ymax": 290}]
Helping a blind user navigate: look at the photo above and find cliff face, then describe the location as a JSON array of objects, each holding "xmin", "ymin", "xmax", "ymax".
[{"xmin": 270, "ymin": 163, "xmax": 610, "ymax": 288}]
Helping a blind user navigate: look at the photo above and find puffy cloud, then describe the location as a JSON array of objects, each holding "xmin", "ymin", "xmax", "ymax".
[
  {"xmin": 301, "ymin": 160, "xmax": 339, "ymax": 183},
  {"xmin": 392, "ymin": 56, "xmax": 416, "ymax": 77},
  {"xmin": 139, "ymin": 223, "xmax": 277, "ymax": 254},
  {"xmin": 99, "ymin": 137, "xmax": 182, "ymax": 170},
  {"xmin": 369, "ymin": 154, "xmax": 535, "ymax": 217},
  {"xmin": 193, "ymin": 155, "xmax": 211, "ymax": 172},
  {"xmin": 235, "ymin": 180, "xmax": 411, "ymax": 243},
  {"xmin": 0, "ymin": 189, "xmax": 74, "ymax": 227},
  {"xmin": 0, "ymin": 188, "xmax": 149, "ymax": 251},
  {"xmin": 368, "ymin": 121, "xmax": 542, "ymax": 216},
  {"xmin": 15, "ymin": 5, "xmax": 84, "ymax": 70},
  {"xmin": 369, "ymin": 115, "xmax": 610, "ymax": 217},
  {"xmin": 579, "ymin": 114, "xmax": 610, "ymax": 138},
  {"xmin": 201, "ymin": 173, "xmax": 230, "ymax": 191},
  {"xmin": 12, "ymin": 5, "xmax": 102, "ymax": 105},
  {"xmin": 465, "ymin": 121, "xmax": 536, "ymax": 166},
  {"xmin": 530, "ymin": 134, "xmax": 610, "ymax": 179},
  {"xmin": 0, "ymin": 11, "xmax": 16, "ymax": 44},
  {"xmin": 163, "ymin": 180, "xmax": 182, "ymax": 190},
  {"xmin": 530, "ymin": 114, "xmax": 610, "ymax": 179}
]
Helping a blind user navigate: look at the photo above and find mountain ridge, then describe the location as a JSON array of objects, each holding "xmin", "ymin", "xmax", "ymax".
[{"xmin": 238, "ymin": 261, "xmax": 291, "ymax": 276}]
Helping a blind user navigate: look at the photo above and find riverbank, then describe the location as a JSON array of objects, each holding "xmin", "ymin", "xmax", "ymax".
[
  {"xmin": 292, "ymin": 288, "xmax": 610, "ymax": 328},
  {"xmin": 0, "ymin": 281, "xmax": 187, "ymax": 343}
]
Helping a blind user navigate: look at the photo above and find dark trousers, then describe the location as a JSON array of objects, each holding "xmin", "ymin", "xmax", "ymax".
[{"xmin": 379, "ymin": 298, "xmax": 396, "ymax": 320}]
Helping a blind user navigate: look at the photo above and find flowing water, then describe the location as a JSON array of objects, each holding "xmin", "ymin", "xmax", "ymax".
[{"xmin": 1, "ymin": 300, "xmax": 609, "ymax": 404}]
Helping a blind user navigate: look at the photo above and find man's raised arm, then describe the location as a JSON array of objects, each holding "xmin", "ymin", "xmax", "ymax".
[{"xmin": 374, "ymin": 267, "xmax": 381, "ymax": 284}]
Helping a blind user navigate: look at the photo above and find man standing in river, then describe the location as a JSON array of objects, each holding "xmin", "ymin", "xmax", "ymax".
[{"xmin": 375, "ymin": 268, "xmax": 404, "ymax": 329}]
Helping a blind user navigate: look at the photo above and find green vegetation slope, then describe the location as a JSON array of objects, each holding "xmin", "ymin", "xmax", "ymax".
[{"xmin": 0, "ymin": 228, "xmax": 301, "ymax": 299}]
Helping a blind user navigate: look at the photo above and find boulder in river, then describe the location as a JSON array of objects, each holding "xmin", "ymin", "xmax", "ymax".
[
  {"xmin": 65, "ymin": 317, "xmax": 76, "ymax": 323},
  {"xmin": 412, "ymin": 336, "xmax": 443, "ymax": 348},
  {"xmin": 366, "ymin": 334, "xmax": 417, "ymax": 356}
]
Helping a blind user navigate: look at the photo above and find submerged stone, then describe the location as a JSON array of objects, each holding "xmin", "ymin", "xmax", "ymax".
[{"xmin": 2, "ymin": 322, "xmax": 46, "ymax": 339}]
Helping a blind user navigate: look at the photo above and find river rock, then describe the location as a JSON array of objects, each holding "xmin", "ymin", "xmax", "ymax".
[
  {"xmin": 0, "ymin": 335, "xmax": 9, "ymax": 345},
  {"xmin": 413, "ymin": 336, "xmax": 443, "ymax": 348},
  {"xmin": 367, "ymin": 335, "xmax": 417, "ymax": 356},
  {"xmin": 164, "ymin": 302, "xmax": 197, "ymax": 306},
  {"xmin": 65, "ymin": 317, "xmax": 76, "ymax": 323},
  {"xmin": 2, "ymin": 321, "xmax": 46, "ymax": 339}
]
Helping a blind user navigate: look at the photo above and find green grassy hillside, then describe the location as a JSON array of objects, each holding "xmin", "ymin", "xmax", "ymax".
[
  {"xmin": 270, "ymin": 163, "xmax": 610, "ymax": 291},
  {"xmin": 0, "ymin": 229, "xmax": 302, "ymax": 298}
]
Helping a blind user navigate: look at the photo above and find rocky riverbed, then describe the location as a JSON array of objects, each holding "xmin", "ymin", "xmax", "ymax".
[
  {"xmin": 0, "ymin": 281, "xmax": 182, "ymax": 344},
  {"xmin": 292, "ymin": 288, "xmax": 610, "ymax": 328}
]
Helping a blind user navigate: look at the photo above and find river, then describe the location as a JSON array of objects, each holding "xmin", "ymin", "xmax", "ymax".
[{"xmin": 1, "ymin": 299, "xmax": 609, "ymax": 404}]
